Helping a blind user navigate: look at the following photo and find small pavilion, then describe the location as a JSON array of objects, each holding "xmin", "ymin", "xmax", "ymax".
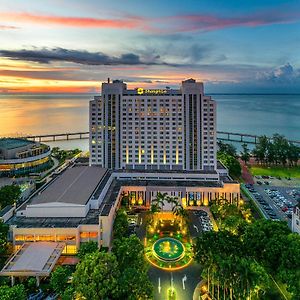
[{"xmin": 0, "ymin": 242, "xmax": 65, "ymax": 286}]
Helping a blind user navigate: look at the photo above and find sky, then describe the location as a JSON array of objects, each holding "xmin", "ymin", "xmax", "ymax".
[{"xmin": 0, "ymin": 0, "xmax": 300, "ymax": 93}]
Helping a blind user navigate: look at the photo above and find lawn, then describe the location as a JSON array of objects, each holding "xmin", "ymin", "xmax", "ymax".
[{"xmin": 250, "ymin": 165, "xmax": 300, "ymax": 178}]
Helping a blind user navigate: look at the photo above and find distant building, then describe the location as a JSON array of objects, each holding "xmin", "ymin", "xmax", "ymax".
[
  {"xmin": 292, "ymin": 204, "xmax": 300, "ymax": 235},
  {"xmin": 0, "ymin": 138, "xmax": 51, "ymax": 176},
  {"xmin": 90, "ymin": 79, "xmax": 216, "ymax": 171}
]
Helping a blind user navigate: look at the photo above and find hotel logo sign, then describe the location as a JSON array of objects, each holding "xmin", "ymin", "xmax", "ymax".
[{"xmin": 136, "ymin": 88, "xmax": 168, "ymax": 95}]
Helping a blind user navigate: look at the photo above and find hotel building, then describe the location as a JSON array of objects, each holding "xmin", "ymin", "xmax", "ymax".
[
  {"xmin": 2, "ymin": 79, "xmax": 240, "ymax": 283},
  {"xmin": 90, "ymin": 79, "xmax": 216, "ymax": 171}
]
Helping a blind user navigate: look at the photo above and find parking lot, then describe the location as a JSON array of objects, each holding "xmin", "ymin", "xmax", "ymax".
[
  {"xmin": 245, "ymin": 181, "xmax": 300, "ymax": 228},
  {"xmin": 188, "ymin": 209, "xmax": 214, "ymax": 237}
]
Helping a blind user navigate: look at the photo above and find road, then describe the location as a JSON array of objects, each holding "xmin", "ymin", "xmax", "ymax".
[
  {"xmin": 142, "ymin": 210, "xmax": 207, "ymax": 300},
  {"xmin": 148, "ymin": 262, "xmax": 202, "ymax": 300}
]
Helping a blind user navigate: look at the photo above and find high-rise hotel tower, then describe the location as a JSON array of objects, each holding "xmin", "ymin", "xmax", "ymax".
[{"xmin": 89, "ymin": 79, "xmax": 216, "ymax": 171}]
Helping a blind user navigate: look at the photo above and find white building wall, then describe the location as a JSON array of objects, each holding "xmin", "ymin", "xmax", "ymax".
[
  {"xmin": 292, "ymin": 206, "xmax": 300, "ymax": 235},
  {"xmin": 25, "ymin": 203, "xmax": 88, "ymax": 218}
]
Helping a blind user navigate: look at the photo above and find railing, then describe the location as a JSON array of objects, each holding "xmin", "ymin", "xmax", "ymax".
[{"xmin": 1, "ymin": 131, "xmax": 299, "ymax": 145}]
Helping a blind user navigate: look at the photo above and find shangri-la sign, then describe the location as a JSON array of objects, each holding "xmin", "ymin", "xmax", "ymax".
[{"xmin": 137, "ymin": 88, "xmax": 168, "ymax": 95}]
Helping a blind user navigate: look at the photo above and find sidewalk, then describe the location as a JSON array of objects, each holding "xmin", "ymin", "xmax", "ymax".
[{"xmin": 240, "ymin": 159, "xmax": 254, "ymax": 184}]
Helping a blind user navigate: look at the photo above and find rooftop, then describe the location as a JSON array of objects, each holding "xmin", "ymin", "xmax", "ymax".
[
  {"xmin": 0, "ymin": 242, "xmax": 65, "ymax": 277},
  {"xmin": 7, "ymin": 208, "xmax": 101, "ymax": 228},
  {"xmin": 29, "ymin": 165, "xmax": 107, "ymax": 206},
  {"xmin": 0, "ymin": 138, "xmax": 34, "ymax": 150}
]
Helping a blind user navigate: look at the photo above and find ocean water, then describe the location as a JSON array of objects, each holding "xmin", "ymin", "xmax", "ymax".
[{"xmin": 0, "ymin": 93, "xmax": 299, "ymax": 151}]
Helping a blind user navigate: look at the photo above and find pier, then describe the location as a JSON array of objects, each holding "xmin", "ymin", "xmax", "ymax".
[{"xmin": 3, "ymin": 131, "xmax": 299, "ymax": 146}]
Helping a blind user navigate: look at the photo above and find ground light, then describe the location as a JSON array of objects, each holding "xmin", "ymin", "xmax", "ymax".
[{"xmin": 167, "ymin": 287, "xmax": 176, "ymax": 300}]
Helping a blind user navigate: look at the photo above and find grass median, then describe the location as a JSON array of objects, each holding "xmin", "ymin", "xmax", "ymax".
[{"xmin": 250, "ymin": 165, "xmax": 300, "ymax": 178}]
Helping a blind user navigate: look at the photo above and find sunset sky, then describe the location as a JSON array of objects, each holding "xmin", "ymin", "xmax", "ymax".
[{"xmin": 1, "ymin": 0, "xmax": 300, "ymax": 93}]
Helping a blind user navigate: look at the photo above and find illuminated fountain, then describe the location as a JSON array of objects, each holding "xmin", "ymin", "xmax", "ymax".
[{"xmin": 153, "ymin": 237, "xmax": 185, "ymax": 262}]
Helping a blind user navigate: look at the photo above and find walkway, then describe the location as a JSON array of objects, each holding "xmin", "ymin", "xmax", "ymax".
[{"xmin": 240, "ymin": 159, "xmax": 255, "ymax": 184}]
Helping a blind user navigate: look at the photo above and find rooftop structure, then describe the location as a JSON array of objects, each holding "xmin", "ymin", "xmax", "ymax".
[
  {"xmin": 0, "ymin": 242, "xmax": 65, "ymax": 281},
  {"xmin": 0, "ymin": 138, "xmax": 51, "ymax": 176},
  {"xmin": 18, "ymin": 165, "xmax": 108, "ymax": 218},
  {"xmin": 0, "ymin": 138, "xmax": 34, "ymax": 151},
  {"xmin": 30, "ymin": 166, "xmax": 107, "ymax": 206}
]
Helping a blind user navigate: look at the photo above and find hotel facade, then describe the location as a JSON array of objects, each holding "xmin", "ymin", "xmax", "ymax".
[{"xmin": 90, "ymin": 79, "xmax": 216, "ymax": 171}]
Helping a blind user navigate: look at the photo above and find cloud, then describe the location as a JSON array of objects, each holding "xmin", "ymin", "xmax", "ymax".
[
  {"xmin": 0, "ymin": 48, "xmax": 172, "ymax": 66},
  {"xmin": 256, "ymin": 63, "xmax": 300, "ymax": 83},
  {"xmin": 1, "ymin": 8, "xmax": 300, "ymax": 33},
  {"xmin": 0, "ymin": 12, "xmax": 143, "ymax": 29},
  {"xmin": 161, "ymin": 11, "xmax": 300, "ymax": 33},
  {"xmin": 0, "ymin": 24, "xmax": 19, "ymax": 30}
]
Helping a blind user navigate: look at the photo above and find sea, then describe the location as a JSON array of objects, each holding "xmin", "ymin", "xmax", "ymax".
[{"xmin": 0, "ymin": 93, "xmax": 299, "ymax": 151}]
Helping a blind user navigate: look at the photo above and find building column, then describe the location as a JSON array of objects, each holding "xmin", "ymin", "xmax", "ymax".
[
  {"xmin": 36, "ymin": 276, "xmax": 40, "ymax": 287},
  {"xmin": 11, "ymin": 276, "xmax": 15, "ymax": 286}
]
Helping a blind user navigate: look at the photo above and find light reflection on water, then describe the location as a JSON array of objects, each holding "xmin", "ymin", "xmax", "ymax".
[{"xmin": 0, "ymin": 93, "xmax": 299, "ymax": 151}]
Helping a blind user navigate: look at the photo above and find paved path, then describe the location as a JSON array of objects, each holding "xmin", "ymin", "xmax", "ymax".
[
  {"xmin": 240, "ymin": 160, "xmax": 254, "ymax": 184},
  {"xmin": 148, "ymin": 262, "xmax": 202, "ymax": 300}
]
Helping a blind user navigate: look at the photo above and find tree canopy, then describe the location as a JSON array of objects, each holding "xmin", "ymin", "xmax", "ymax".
[
  {"xmin": 50, "ymin": 266, "xmax": 72, "ymax": 296},
  {"xmin": 194, "ymin": 218, "xmax": 300, "ymax": 300},
  {"xmin": 77, "ymin": 241, "xmax": 98, "ymax": 259},
  {"xmin": 112, "ymin": 235, "xmax": 153, "ymax": 299},
  {"xmin": 253, "ymin": 134, "xmax": 300, "ymax": 166},
  {"xmin": 0, "ymin": 221, "xmax": 9, "ymax": 257},
  {"xmin": 0, "ymin": 284, "xmax": 27, "ymax": 300},
  {"xmin": 217, "ymin": 152, "xmax": 242, "ymax": 178},
  {"xmin": 113, "ymin": 209, "xmax": 129, "ymax": 240},
  {"xmin": 0, "ymin": 185, "xmax": 21, "ymax": 209},
  {"xmin": 112, "ymin": 235, "xmax": 146, "ymax": 271},
  {"xmin": 73, "ymin": 251, "xmax": 120, "ymax": 300}
]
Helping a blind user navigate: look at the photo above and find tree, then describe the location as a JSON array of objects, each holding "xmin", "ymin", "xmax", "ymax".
[
  {"xmin": 217, "ymin": 152, "xmax": 241, "ymax": 178},
  {"xmin": 120, "ymin": 192, "xmax": 130, "ymax": 208},
  {"xmin": 112, "ymin": 235, "xmax": 147, "ymax": 271},
  {"xmin": 240, "ymin": 143, "xmax": 250, "ymax": 165},
  {"xmin": 253, "ymin": 135, "xmax": 268, "ymax": 164},
  {"xmin": 113, "ymin": 209, "xmax": 128, "ymax": 240},
  {"xmin": 194, "ymin": 230, "xmax": 270, "ymax": 299},
  {"xmin": 287, "ymin": 143, "xmax": 300, "ymax": 166},
  {"xmin": 0, "ymin": 185, "xmax": 21, "ymax": 209},
  {"xmin": 243, "ymin": 219, "xmax": 290, "ymax": 270},
  {"xmin": 217, "ymin": 141, "xmax": 237, "ymax": 157},
  {"xmin": 277, "ymin": 234, "xmax": 300, "ymax": 300},
  {"xmin": 119, "ymin": 267, "xmax": 153, "ymax": 300},
  {"xmin": 50, "ymin": 266, "xmax": 72, "ymax": 296},
  {"xmin": 272, "ymin": 134, "xmax": 289, "ymax": 165},
  {"xmin": 152, "ymin": 192, "xmax": 168, "ymax": 210},
  {"xmin": 77, "ymin": 241, "xmax": 98, "ymax": 259},
  {"xmin": 0, "ymin": 221, "xmax": 9, "ymax": 257},
  {"xmin": 112, "ymin": 235, "xmax": 153, "ymax": 299},
  {"xmin": 0, "ymin": 284, "xmax": 26, "ymax": 300},
  {"xmin": 73, "ymin": 251, "xmax": 120, "ymax": 300},
  {"xmin": 61, "ymin": 286, "xmax": 75, "ymax": 300}
]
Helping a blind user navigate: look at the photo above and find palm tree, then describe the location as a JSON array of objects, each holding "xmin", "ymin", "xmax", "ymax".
[
  {"xmin": 152, "ymin": 192, "xmax": 168, "ymax": 210},
  {"xmin": 120, "ymin": 192, "xmax": 130, "ymax": 208}
]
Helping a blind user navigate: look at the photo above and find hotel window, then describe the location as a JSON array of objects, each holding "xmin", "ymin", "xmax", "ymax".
[
  {"xmin": 62, "ymin": 245, "xmax": 77, "ymax": 255},
  {"xmin": 36, "ymin": 235, "xmax": 55, "ymax": 241},
  {"xmin": 24, "ymin": 235, "xmax": 34, "ymax": 241},
  {"xmin": 15, "ymin": 235, "xmax": 25, "ymax": 241}
]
